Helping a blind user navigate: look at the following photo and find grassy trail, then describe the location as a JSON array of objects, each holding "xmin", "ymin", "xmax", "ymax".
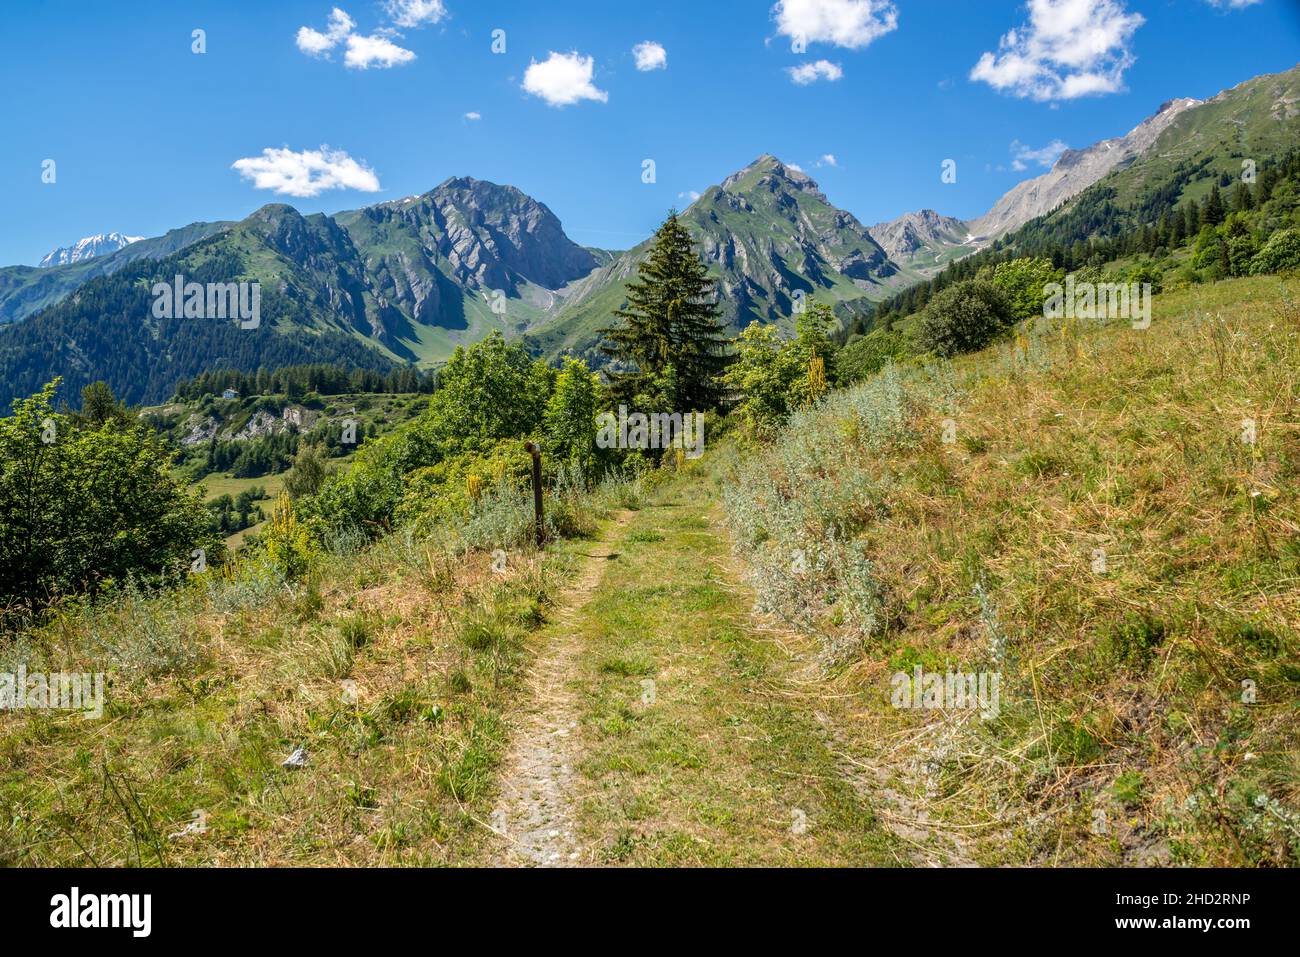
[
  {"xmin": 490, "ymin": 511, "xmax": 631, "ymax": 866},
  {"xmin": 482, "ymin": 475, "xmax": 904, "ymax": 867}
]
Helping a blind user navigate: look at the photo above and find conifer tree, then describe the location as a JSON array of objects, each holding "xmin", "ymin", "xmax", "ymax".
[
  {"xmin": 600, "ymin": 212, "xmax": 733, "ymax": 412},
  {"xmin": 1202, "ymin": 183, "xmax": 1225, "ymax": 227},
  {"xmin": 1231, "ymin": 181, "xmax": 1254, "ymax": 212}
]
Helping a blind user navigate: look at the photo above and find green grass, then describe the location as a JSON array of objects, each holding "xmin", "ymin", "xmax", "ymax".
[
  {"xmin": 561, "ymin": 480, "xmax": 901, "ymax": 866},
  {"xmin": 0, "ymin": 517, "xmax": 574, "ymax": 866},
  {"xmin": 723, "ymin": 273, "xmax": 1300, "ymax": 866}
]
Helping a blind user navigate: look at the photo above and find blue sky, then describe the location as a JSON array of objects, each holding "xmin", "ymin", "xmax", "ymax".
[{"xmin": 1, "ymin": 0, "xmax": 1297, "ymax": 265}]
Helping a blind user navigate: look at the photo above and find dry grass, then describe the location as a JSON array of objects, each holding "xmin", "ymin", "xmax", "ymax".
[
  {"xmin": 725, "ymin": 275, "xmax": 1300, "ymax": 866},
  {"xmin": 0, "ymin": 516, "xmax": 586, "ymax": 866}
]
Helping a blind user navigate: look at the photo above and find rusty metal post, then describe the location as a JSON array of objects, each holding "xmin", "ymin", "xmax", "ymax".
[{"xmin": 524, "ymin": 441, "xmax": 544, "ymax": 548}]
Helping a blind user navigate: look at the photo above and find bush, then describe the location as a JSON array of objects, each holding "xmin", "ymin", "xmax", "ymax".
[
  {"xmin": 1250, "ymin": 227, "xmax": 1300, "ymax": 275},
  {"xmin": 722, "ymin": 303, "xmax": 837, "ymax": 437},
  {"xmin": 916, "ymin": 280, "xmax": 1014, "ymax": 358},
  {"xmin": 991, "ymin": 257, "xmax": 1064, "ymax": 321},
  {"xmin": 0, "ymin": 380, "xmax": 217, "ymax": 610},
  {"xmin": 835, "ymin": 329, "xmax": 909, "ymax": 384},
  {"xmin": 1124, "ymin": 261, "xmax": 1164, "ymax": 293}
]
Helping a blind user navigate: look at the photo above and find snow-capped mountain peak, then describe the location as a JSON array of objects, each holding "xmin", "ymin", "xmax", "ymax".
[{"xmin": 38, "ymin": 232, "xmax": 143, "ymax": 268}]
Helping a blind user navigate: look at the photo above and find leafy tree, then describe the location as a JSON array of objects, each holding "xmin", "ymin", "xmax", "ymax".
[
  {"xmin": 0, "ymin": 380, "xmax": 216, "ymax": 609},
  {"xmin": 787, "ymin": 303, "xmax": 837, "ymax": 402},
  {"xmin": 720, "ymin": 323, "xmax": 792, "ymax": 437},
  {"xmin": 422, "ymin": 332, "xmax": 552, "ymax": 458},
  {"xmin": 916, "ymin": 280, "xmax": 1014, "ymax": 358},
  {"xmin": 991, "ymin": 258, "xmax": 1065, "ymax": 322},
  {"xmin": 1250, "ymin": 227, "xmax": 1300, "ymax": 274},
  {"xmin": 721, "ymin": 303, "xmax": 838, "ymax": 436},
  {"xmin": 301, "ymin": 334, "xmax": 554, "ymax": 537},
  {"xmin": 543, "ymin": 357, "xmax": 602, "ymax": 479},
  {"xmin": 601, "ymin": 212, "xmax": 732, "ymax": 411},
  {"xmin": 284, "ymin": 443, "xmax": 330, "ymax": 499},
  {"xmin": 1192, "ymin": 226, "xmax": 1227, "ymax": 275}
]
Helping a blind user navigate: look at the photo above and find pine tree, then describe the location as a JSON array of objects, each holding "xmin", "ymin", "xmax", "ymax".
[
  {"xmin": 601, "ymin": 212, "xmax": 733, "ymax": 412},
  {"xmin": 1231, "ymin": 181, "xmax": 1254, "ymax": 212},
  {"xmin": 1170, "ymin": 207, "xmax": 1187, "ymax": 246},
  {"xmin": 75, "ymin": 381, "xmax": 134, "ymax": 429},
  {"xmin": 1202, "ymin": 184, "xmax": 1225, "ymax": 227}
]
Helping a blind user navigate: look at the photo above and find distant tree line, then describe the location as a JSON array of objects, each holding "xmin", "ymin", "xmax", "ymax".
[
  {"xmin": 172, "ymin": 364, "xmax": 433, "ymax": 401},
  {"xmin": 207, "ymin": 487, "xmax": 268, "ymax": 535},
  {"xmin": 0, "ymin": 247, "xmax": 398, "ymax": 408}
]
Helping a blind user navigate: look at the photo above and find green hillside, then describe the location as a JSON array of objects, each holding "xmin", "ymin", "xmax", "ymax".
[
  {"xmin": 532, "ymin": 155, "xmax": 910, "ymax": 362},
  {"xmin": 0, "ymin": 221, "xmax": 233, "ymax": 325}
]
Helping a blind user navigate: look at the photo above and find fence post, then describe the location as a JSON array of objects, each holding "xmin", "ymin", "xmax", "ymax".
[{"xmin": 524, "ymin": 441, "xmax": 544, "ymax": 549}]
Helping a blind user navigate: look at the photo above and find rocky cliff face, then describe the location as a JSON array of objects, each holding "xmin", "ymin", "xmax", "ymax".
[
  {"xmin": 685, "ymin": 154, "xmax": 895, "ymax": 321},
  {"xmin": 427, "ymin": 177, "xmax": 597, "ymax": 291},
  {"xmin": 334, "ymin": 177, "xmax": 597, "ymax": 331},
  {"xmin": 869, "ymin": 209, "xmax": 969, "ymax": 263},
  {"xmin": 966, "ymin": 97, "xmax": 1202, "ymax": 240}
]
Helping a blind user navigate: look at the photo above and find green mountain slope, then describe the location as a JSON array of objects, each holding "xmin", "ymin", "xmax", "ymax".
[
  {"xmin": 0, "ymin": 221, "xmax": 234, "ymax": 325},
  {"xmin": 0, "ymin": 180, "xmax": 605, "ymax": 405},
  {"xmin": 981, "ymin": 64, "xmax": 1300, "ymax": 261},
  {"xmin": 0, "ymin": 210, "xmax": 398, "ymax": 407},
  {"xmin": 1104, "ymin": 64, "xmax": 1300, "ymax": 208},
  {"xmin": 529, "ymin": 155, "xmax": 910, "ymax": 362}
]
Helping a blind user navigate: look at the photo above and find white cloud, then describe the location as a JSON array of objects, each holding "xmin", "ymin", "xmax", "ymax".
[
  {"xmin": 522, "ymin": 51, "xmax": 608, "ymax": 107},
  {"xmin": 344, "ymin": 33, "xmax": 416, "ymax": 68},
  {"xmin": 633, "ymin": 41, "xmax": 668, "ymax": 71},
  {"xmin": 296, "ymin": 7, "xmax": 416, "ymax": 68},
  {"xmin": 464, "ymin": 111, "xmax": 481, "ymax": 120},
  {"xmin": 787, "ymin": 163, "xmax": 805, "ymax": 172},
  {"xmin": 1205, "ymin": 0, "xmax": 1261, "ymax": 8},
  {"xmin": 1010, "ymin": 138, "xmax": 1069, "ymax": 171},
  {"xmin": 678, "ymin": 190, "xmax": 702, "ymax": 202},
  {"xmin": 818, "ymin": 153, "xmax": 838, "ymax": 167},
  {"xmin": 970, "ymin": 0, "xmax": 1145, "ymax": 102},
  {"xmin": 384, "ymin": 0, "xmax": 447, "ymax": 28},
  {"xmin": 787, "ymin": 59, "xmax": 843, "ymax": 85},
  {"xmin": 296, "ymin": 7, "xmax": 354, "ymax": 56},
  {"xmin": 231, "ymin": 146, "xmax": 381, "ymax": 198},
  {"xmin": 772, "ymin": 0, "xmax": 898, "ymax": 49}
]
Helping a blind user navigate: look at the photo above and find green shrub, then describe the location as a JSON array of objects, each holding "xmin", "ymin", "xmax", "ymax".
[
  {"xmin": 916, "ymin": 280, "xmax": 1015, "ymax": 358},
  {"xmin": 0, "ymin": 379, "xmax": 217, "ymax": 610},
  {"xmin": 1250, "ymin": 227, "xmax": 1300, "ymax": 275},
  {"xmin": 835, "ymin": 329, "xmax": 910, "ymax": 384},
  {"xmin": 991, "ymin": 257, "xmax": 1065, "ymax": 321}
]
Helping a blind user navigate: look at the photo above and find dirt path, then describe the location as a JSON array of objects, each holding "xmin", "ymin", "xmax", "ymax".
[
  {"xmin": 485, "ymin": 481, "xmax": 964, "ymax": 867},
  {"xmin": 489, "ymin": 512, "xmax": 629, "ymax": 866}
]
